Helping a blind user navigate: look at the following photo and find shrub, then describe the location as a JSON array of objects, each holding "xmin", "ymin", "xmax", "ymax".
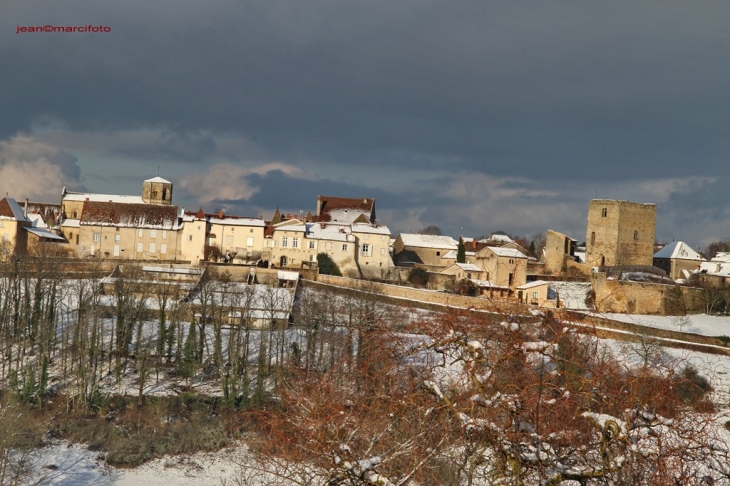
[
  {"xmin": 407, "ymin": 267, "xmax": 429, "ymax": 287},
  {"xmin": 316, "ymin": 253, "xmax": 342, "ymax": 276}
]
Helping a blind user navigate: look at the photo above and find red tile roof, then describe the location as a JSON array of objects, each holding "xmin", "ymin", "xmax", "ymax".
[{"xmin": 80, "ymin": 201, "xmax": 178, "ymax": 228}]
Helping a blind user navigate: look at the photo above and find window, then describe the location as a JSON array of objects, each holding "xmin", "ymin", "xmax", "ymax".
[
  {"xmin": 634, "ymin": 230, "xmax": 639, "ymax": 240},
  {"xmin": 226, "ymin": 235, "xmax": 233, "ymax": 245},
  {"xmin": 292, "ymin": 237, "xmax": 299, "ymax": 248},
  {"xmin": 161, "ymin": 244, "xmax": 167, "ymax": 254},
  {"xmin": 152, "ymin": 190, "xmax": 158, "ymax": 199},
  {"xmin": 309, "ymin": 241, "xmax": 316, "ymax": 249},
  {"xmin": 93, "ymin": 233, "xmax": 100, "ymax": 242},
  {"xmin": 247, "ymin": 237, "xmax": 254, "ymax": 247},
  {"xmin": 149, "ymin": 243, "xmax": 156, "ymax": 253},
  {"xmin": 250, "ymin": 228, "xmax": 253, "ymax": 233},
  {"xmin": 310, "ymin": 254, "xmax": 315, "ymax": 262},
  {"xmin": 281, "ymin": 236, "xmax": 288, "ymax": 248},
  {"xmin": 162, "ymin": 230, "xmax": 167, "ymax": 239},
  {"xmin": 436, "ymin": 251, "xmax": 440, "ymax": 256},
  {"xmin": 150, "ymin": 229, "xmax": 157, "ymax": 238},
  {"xmin": 266, "ymin": 240, "xmax": 276, "ymax": 248},
  {"xmin": 2, "ymin": 234, "xmax": 8, "ymax": 242},
  {"xmin": 342, "ymin": 244, "xmax": 348, "ymax": 251},
  {"xmin": 73, "ymin": 211, "xmax": 78, "ymax": 218},
  {"xmin": 137, "ymin": 242, "xmax": 143, "ymax": 252},
  {"xmin": 590, "ymin": 232, "xmax": 595, "ymax": 245},
  {"xmin": 602, "ymin": 207, "xmax": 607, "ymax": 217},
  {"xmin": 186, "ymin": 235, "xmax": 193, "ymax": 242},
  {"xmin": 380, "ymin": 248, "xmax": 385, "ymax": 255},
  {"xmin": 509, "ymin": 259, "xmax": 514, "ymax": 264},
  {"xmin": 361, "ymin": 244, "xmax": 371, "ymax": 256},
  {"xmin": 532, "ymin": 291, "xmax": 539, "ymax": 299},
  {"xmin": 114, "ymin": 234, "xmax": 120, "ymax": 243},
  {"xmin": 325, "ymin": 242, "xmax": 332, "ymax": 251},
  {"xmin": 138, "ymin": 229, "xmax": 143, "ymax": 237},
  {"xmin": 113, "ymin": 245, "xmax": 120, "ymax": 257},
  {"xmin": 115, "ymin": 227, "xmax": 119, "ymax": 232}
]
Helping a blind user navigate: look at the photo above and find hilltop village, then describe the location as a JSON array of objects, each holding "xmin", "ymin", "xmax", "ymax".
[{"xmin": 0, "ymin": 176, "xmax": 724, "ymax": 316}]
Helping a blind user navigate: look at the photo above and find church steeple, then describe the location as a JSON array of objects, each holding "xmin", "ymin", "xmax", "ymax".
[{"xmin": 142, "ymin": 177, "xmax": 173, "ymax": 205}]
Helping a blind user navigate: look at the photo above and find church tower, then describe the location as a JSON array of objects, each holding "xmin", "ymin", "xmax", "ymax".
[{"xmin": 142, "ymin": 177, "xmax": 173, "ymax": 205}]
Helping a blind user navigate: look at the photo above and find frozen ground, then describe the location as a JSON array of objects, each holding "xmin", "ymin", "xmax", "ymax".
[{"xmin": 550, "ymin": 281, "xmax": 592, "ymax": 311}]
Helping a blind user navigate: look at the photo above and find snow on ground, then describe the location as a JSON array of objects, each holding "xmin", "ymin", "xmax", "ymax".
[
  {"xmin": 595, "ymin": 312, "xmax": 730, "ymax": 337},
  {"xmin": 30, "ymin": 441, "xmax": 254, "ymax": 486},
  {"xmin": 550, "ymin": 281, "xmax": 592, "ymax": 311}
]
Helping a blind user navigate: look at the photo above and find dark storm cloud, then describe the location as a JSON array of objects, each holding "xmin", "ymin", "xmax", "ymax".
[
  {"xmin": 2, "ymin": 0, "xmax": 729, "ymax": 245},
  {"xmin": 3, "ymin": 0, "xmax": 730, "ymax": 179}
]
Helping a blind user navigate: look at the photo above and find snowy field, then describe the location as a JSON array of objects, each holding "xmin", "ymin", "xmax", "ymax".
[
  {"xmin": 25, "ymin": 441, "xmax": 252, "ymax": 486},
  {"xmin": 595, "ymin": 312, "xmax": 730, "ymax": 337}
]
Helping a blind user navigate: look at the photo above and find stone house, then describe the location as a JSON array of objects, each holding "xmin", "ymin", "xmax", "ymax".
[
  {"xmin": 178, "ymin": 208, "xmax": 266, "ymax": 264},
  {"xmin": 71, "ymin": 201, "xmax": 180, "ymax": 260},
  {"xmin": 392, "ymin": 233, "xmax": 459, "ymax": 267},
  {"xmin": 653, "ymin": 241, "xmax": 704, "ymax": 281},
  {"xmin": 0, "ymin": 197, "xmax": 30, "ymax": 260},
  {"xmin": 585, "ymin": 199, "xmax": 656, "ymax": 268},
  {"xmin": 439, "ymin": 262, "xmax": 485, "ymax": 281},
  {"xmin": 471, "ymin": 245, "xmax": 528, "ymax": 291},
  {"xmin": 516, "ymin": 280, "xmax": 553, "ymax": 306},
  {"xmin": 60, "ymin": 177, "xmax": 181, "ymax": 260}
]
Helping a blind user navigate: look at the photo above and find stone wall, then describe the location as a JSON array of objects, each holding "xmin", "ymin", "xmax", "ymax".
[
  {"xmin": 591, "ymin": 272, "xmax": 704, "ymax": 315},
  {"xmin": 312, "ymin": 274, "xmax": 525, "ymax": 313}
]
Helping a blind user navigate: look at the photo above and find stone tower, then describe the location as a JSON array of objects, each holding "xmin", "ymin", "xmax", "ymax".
[
  {"xmin": 585, "ymin": 199, "xmax": 656, "ymax": 268},
  {"xmin": 142, "ymin": 177, "xmax": 173, "ymax": 205}
]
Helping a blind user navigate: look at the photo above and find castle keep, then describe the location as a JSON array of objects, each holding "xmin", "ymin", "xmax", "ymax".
[{"xmin": 585, "ymin": 199, "xmax": 656, "ymax": 267}]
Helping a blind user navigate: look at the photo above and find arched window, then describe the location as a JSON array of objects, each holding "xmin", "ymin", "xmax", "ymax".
[{"xmin": 162, "ymin": 188, "xmax": 168, "ymax": 200}]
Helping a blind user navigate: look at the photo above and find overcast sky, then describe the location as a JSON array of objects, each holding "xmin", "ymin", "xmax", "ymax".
[{"xmin": 2, "ymin": 1, "xmax": 729, "ymax": 249}]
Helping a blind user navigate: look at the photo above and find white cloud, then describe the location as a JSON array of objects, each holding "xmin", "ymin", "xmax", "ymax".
[
  {"xmin": 178, "ymin": 161, "xmax": 313, "ymax": 208},
  {"xmin": 0, "ymin": 134, "xmax": 83, "ymax": 201}
]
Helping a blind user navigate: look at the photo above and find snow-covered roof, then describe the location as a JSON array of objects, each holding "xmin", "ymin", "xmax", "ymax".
[
  {"xmin": 0, "ymin": 197, "xmax": 29, "ymax": 222},
  {"xmin": 699, "ymin": 261, "xmax": 730, "ymax": 277},
  {"xmin": 61, "ymin": 218, "xmax": 80, "ymax": 228},
  {"xmin": 398, "ymin": 233, "xmax": 458, "ymax": 249},
  {"xmin": 27, "ymin": 213, "xmax": 47, "ymax": 228},
  {"xmin": 351, "ymin": 223, "xmax": 391, "ymax": 236},
  {"xmin": 63, "ymin": 192, "xmax": 145, "ymax": 204},
  {"xmin": 441, "ymin": 249, "xmax": 476, "ymax": 259},
  {"xmin": 710, "ymin": 252, "xmax": 730, "ymax": 263},
  {"xmin": 277, "ymin": 270, "xmax": 299, "ymax": 281},
  {"xmin": 486, "ymin": 247, "xmax": 527, "ymax": 259},
  {"xmin": 24, "ymin": 227, "xmax": 66, "ymax": 240},
  {"xmin": 653, "ymin": 241, "xmax": 703, "ymax": 261},
  {"xmin": 469, "ymin": 279, "xmax": 508, "ymax": 289},
  {"xmin": 304, "ymin": 223, "xmax": 351, "ymax": 242},
  {"xmin": 80, "ymin": 201, "xmax": 179, "ymax": 229},
  {"xmin": 481, "ymin": 234, "xmax": 513, "ymax": 243},
  {"xmin": 517, "ymin": 280, "xmax": 550, "ymax": 290},
  {"xmin": 451, "ymin": 262, "xmax": 482, "ymax": 272},
  {"xmin": 208, "ymin": 216, "xmax": 265, "ymax": 227},
  {"xmin": 145, "ymin": 176, "xmax": 171, "ymax": 184}
]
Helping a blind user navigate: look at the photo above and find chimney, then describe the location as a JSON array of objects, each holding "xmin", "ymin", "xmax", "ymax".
[
  {"xmin": 24, "ymin": 198, "xmax": 28, "ymax": 218},
  {"xmin": 218, "ymin": 209, "xmax": 224, "ymax": 219},
  {"xmin": 363, "ymin": 198, "xmax": 367, "ymax": 205}
]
